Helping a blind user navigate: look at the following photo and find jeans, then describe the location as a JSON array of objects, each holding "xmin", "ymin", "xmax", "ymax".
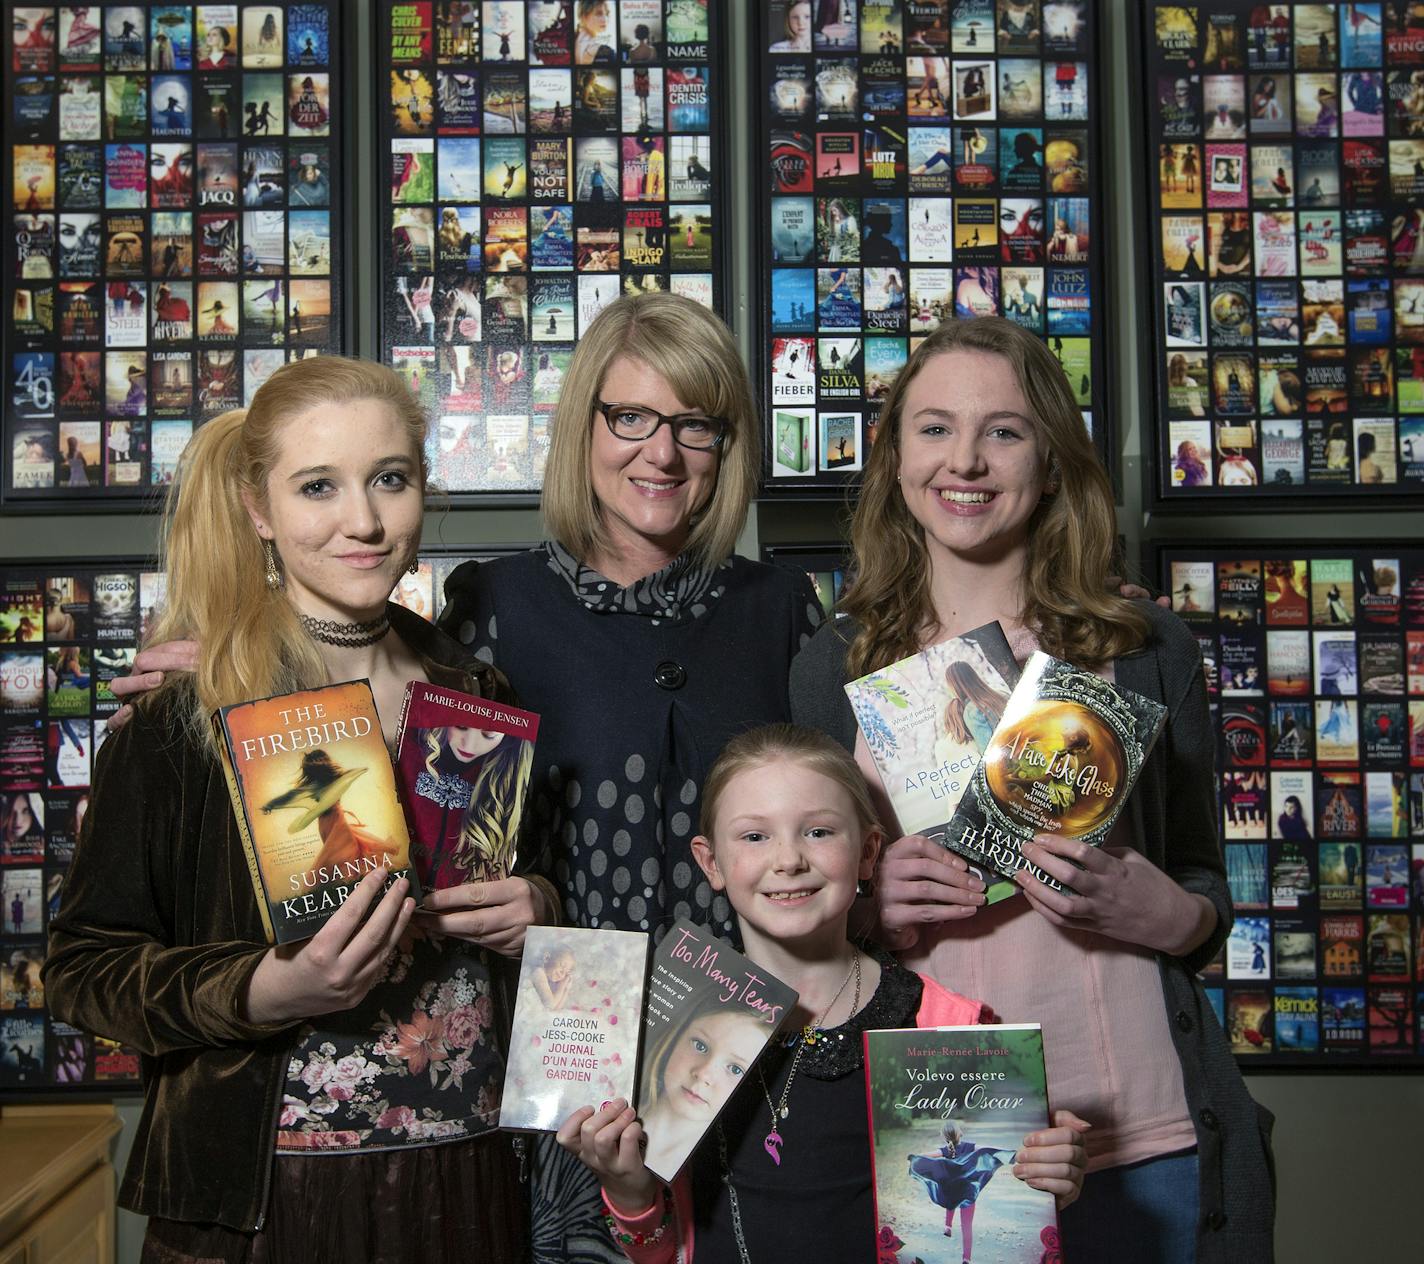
[{"xmin": 1059, "ymin": 1149, "xmax": 1199, "ymax": 1264}]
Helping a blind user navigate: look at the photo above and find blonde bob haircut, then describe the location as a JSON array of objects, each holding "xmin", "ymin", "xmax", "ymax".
[
  {"xmin": 150, "ymin": 355, "xmax": 428, "ymax": 751},
  {"xmin": 540, "ymin": 293, "xmax": 761, "ymax": 569},
  {"xmin": 839, "ymin": 317, "xmax": 1149, "ymax": 679}
]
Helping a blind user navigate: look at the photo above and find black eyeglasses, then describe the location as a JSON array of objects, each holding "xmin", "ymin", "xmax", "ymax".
[{"xmin": 595, "ymin": 401, "xmax": 727, "ymax": 451}]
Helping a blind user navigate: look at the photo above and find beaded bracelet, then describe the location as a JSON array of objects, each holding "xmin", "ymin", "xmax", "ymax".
[{"xmin": 603, "ymin": 1203, "xmax": 672, "ymax": 1247}]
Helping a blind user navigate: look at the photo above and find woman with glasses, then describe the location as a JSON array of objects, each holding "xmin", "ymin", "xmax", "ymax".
[{"xmin": 432, "ymin": 292, "xmax": 821, "ymax": 1260}]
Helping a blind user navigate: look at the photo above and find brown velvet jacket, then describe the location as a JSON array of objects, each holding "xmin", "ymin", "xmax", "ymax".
[{"xmin": 43, "ymin": 606, "xmax": 548, "ymax": 1231}]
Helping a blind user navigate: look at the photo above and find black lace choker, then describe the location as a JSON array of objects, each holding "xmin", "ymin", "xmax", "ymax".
[{"xmin": 298, "ymin": 612, "xmax": 390, "ymax": 648}]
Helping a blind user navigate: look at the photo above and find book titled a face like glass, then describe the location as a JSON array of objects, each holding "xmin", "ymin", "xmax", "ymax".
[{"xmin": 944, "ymin": 653, "xmax": 1169, "ymax": 900}]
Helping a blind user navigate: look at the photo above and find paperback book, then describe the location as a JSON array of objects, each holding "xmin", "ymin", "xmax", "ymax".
[
  {"xmin": 941, "ymin": 654, "xmax": 1169, "ymax": 899},
  {"xmin": 213, "ymin": 680, "xmax": 419, "ymax": 944},
  {"xmin": 864, "ymin": 1024, "xmax": 1057, "ymax": 1264},
  {"xmin": 845, "ymin": 622, "xmax": 1022, "ymax": 901},
  {"xmin": 500, "ymin": 925, "xmax": 648, "ymax": 1132},
  {"xmin": 392, "ymin": 681, "xmax": 539, "ymax": 889},
  {"xmin": 638, "ymin": 919, "xmax": 797, "ymax": 1182}
]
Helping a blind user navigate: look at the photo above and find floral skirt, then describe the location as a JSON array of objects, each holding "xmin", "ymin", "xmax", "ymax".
[{"xmin": 140, "ymin": 1133, "xmax": 528, "ymax": 1264}]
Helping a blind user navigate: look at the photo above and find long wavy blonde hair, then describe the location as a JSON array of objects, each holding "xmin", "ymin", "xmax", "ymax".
[
  {"xmin": 421, "ymin": 728, "xmax": 533, "ymax": 880},
  {"xmin": 149, "ymin": 356, "xmax": 429, "ymax": 750},
  {"xmin": 840, "ymin": 317, "xmax": 1147, "ymax": 679}
]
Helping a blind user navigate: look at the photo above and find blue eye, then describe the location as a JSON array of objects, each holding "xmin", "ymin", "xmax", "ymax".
[
  {"xmin": 300, "ymin": 479, "xmax": 333, "ymax": 497},
  {"xmin": 691, "ymin": 1036, "xmax": 709, "ymax": 1055}
]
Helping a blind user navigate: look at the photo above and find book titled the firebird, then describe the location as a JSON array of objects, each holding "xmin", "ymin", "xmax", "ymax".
[{"xmin": 214, "ymin": 680, "xmax": 419, "ymax": 944}]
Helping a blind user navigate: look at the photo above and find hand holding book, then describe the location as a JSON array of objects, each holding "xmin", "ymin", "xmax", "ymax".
[
  {"xmin": 241, "ymin": 864, "xmax": 416, "ymax": 1025},
  {"xmin": 416, "ymin": 875, "xmax": 553, "ymax": 956},
  {"xmin": 873, "ymin": 835, "xmax": 987, "ymax": 952},
  {"xmin": 555, "ymin": 1098, "xmax": 660, "ymax": 1222},
  {"xmin": 1014, "ymin": 836, "xmax": 1219, "ymax": 957}
]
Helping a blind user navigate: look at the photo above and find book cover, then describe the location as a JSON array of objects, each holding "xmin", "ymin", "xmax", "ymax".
[
  {"xmin": 499, "ymin": 925, "xmax": 648, "ymax": 1132},
  {"xmin": 392, "ymin": 681, "xmax": 539, "ymax": 890},
  {"xmin": 637, "ymin": 919, "xmax": 797, "ymax": 1183},
  {"xmin": 940, "ymin": 653, "xmax": 1168, "ymax": 897},
  {"xmin": 213, "ymin": 680, "xmax": 419, "ymax": 944},
  {"xmin": 863, "ymin": 1024, "xmax": 1057, "ymax": 1263},
  {"xmin": 845, "ymin": 623, "xmax": 1022, "ymax": 902}
]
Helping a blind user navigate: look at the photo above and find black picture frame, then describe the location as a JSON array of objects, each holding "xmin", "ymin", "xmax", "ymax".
[
  {"xmin": 1135, "ymin": 2, "xmax": 1424, "ymax": 510},
  {"xmin": 371, "ymin": 0, "xmax": 732, "ymax": 505},
  {"xmin": 2, "ymin": 3, "xmax": 354, "ymax": 512},
  {"xmin": 1150, "ymin": 539, "xmax": 1424, "ymax": 1070},
  {"xmin": 754, "ymin": 0, "xmax": 1115, "ymax": 498}
]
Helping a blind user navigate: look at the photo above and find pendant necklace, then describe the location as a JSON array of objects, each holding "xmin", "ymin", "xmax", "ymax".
[{"xmin": 760, "ymin": 951, "xmax": 861, "ymax": 1167}]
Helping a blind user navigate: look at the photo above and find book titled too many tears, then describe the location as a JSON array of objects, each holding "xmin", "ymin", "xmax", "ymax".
[
  {"xmin": 214, "ymin": 680, "xmax": 419, "ymax": 944},
  {"xmin": 864, "ymin": 1024, "xmax": 1058, "ymax": 1264}
]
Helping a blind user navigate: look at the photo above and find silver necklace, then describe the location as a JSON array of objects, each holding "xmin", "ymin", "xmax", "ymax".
[
  {"xmin": 760, "ymin": 952, "xmax": 862, "ymax": 1166},
  {"xmin": 719, "ymin": 952, "xmax": 865, "ymax": 1264}
]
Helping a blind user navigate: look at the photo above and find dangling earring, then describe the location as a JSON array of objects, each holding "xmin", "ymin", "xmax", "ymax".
[
  {"xmin": 407, "ymin": 560, "xmax": 419, "ymax": 575},
  {"xmin": 263, "ymin": 540, "xmax": 282, "ymax": 589},
  {"xmin": 856, "ymin": 876, "xmax": 875, "ymax": 899}
]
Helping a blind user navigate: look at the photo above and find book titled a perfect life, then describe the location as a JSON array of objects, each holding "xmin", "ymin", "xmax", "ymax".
[
  {"xmin": 863, "ymin": 1024, "xmax": 1057, "ymax": 1263},
  {"xmin": 213, "ymin": 680, "xmax": 419, "ymax": 944},
  {"xmin": 845, "ymin": 622, "xmax": 1023, "ymax": 902}
]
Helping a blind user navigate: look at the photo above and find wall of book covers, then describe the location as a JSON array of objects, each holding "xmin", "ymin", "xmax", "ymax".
[
  {"xmin": 757, "ymin": 0, "xmax": 1107, "ymax": 493},
  {"xmin": 1142, "ymin": 3, "xmax": 1424, "ymax": 505},
  {"xmin": 1157, "ymin": 544, "xmax": 1424, "ymax": 1066},
  {"xmin": 0, "ymin": 546, "xmax": 525, "ymax": 1097},
  {"xmin": 374, "ymin": 0, "xmax": 726, "ymax": 500},
  {"xmin": 3, "ymin": 3, "xmax": 347, "ymax": 508},
  {"xmin": 0, "ymin": 562, "xmax": 156, "ymax": 1090}
]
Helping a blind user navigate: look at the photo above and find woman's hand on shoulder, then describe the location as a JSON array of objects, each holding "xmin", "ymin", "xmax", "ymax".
[
  {"xmin": 1108, "ymin": 577, "xmax": 1171, "ymax": 608},
  {"xmin": 1014, "ymin": 1109, "xmax": 1091, "ymax": 1210},
  {"xmin": 415, "ymin": 875, "xmax": 552, "ymax": 955},
  {"xmin": 556, "ymin": 1100, "xmax": 659, "ymax": 1219},
  {"xmin": 1015, "ymin": 835, "xmax": 1217, "ymax": 956},
  {"xmin": 242, "ymin": 866, "xmax": 415, "ymax": 1025},
  {"xmin": 875, "ymin": 835, "xmax": 987, "ymax": 951},
  {"xmin": 106, "ymin": 639, "xmax": 200, "ymax": 730}
]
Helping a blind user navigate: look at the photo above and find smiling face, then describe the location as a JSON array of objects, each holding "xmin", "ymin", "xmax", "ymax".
[
  {"xmin": 658, "ymin": 1009, "xmax": 766, "ymax": 1123},
  {"xmin": 588, "ymin": 355, "xmax": 719, "ymax": 569},
  {"xmin": 895, "ymin": 349, "xmax": 1049, "ymax": 569},
  {"xmin": 693, "ymin": 759, "xmax": 878, "ymax": 955},
  {"xmin": 447, "ymin": 726, "xmax": 503, "ymax": 762},
  {"xmin": 244, "ymin": 398, "xmax": 424, "ymax": 622}
]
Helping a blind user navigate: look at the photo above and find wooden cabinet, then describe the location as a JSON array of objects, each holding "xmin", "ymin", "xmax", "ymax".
[{"xmin": 0, "ymin": 1106, "xmax": 120, "ymax": 1264}]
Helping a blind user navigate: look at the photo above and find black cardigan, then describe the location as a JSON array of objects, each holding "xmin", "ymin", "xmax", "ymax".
[{"xmin": 789, "ymin": 600, "xmax": 1276, "ymax": 1263}]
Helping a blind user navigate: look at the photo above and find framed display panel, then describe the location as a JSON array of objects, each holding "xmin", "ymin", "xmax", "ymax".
[
  {"xmin": 2, "ymin": 3, "xmax": 350, "ymax": 510},
  {"xmin": 1154, "ymin": 542, "xmax": 1424, "ymax": 1069},
  {"xmin": 760, "ymin": 541, "xmax": 852, "ymax": 617},
  {"xmin": 373, "ymin": 1, "xmax": 730, "ymax": 502},
  {"xmin": 756, "ymin": 0, "xmax": 1112, "ymax": 496},
  {"xmin": 0, "ymin": 560, "xmax": 158, "ymax": 1094},
  {"xmin": 1138, "ymin": 3, "xmax": 1424, "ymax": 508}
]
